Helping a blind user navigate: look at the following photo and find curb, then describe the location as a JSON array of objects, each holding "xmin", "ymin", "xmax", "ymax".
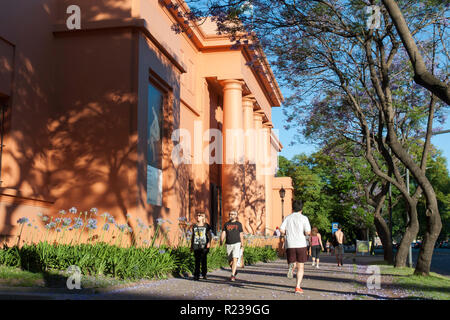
[{"xmin": 0, "ymin": 285, "xmax": 96, "ymax": 294}]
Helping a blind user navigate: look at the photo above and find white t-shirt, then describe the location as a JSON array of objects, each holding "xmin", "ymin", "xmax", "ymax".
[{"xmin": 280, "ymin": 212, "xmax": 311, "ymax": 248}]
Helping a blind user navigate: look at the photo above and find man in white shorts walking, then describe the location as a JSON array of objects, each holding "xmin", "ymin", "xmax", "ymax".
[
  {"xmin": 280, "ymin": 200, "xmax": 311, "ymax": 294},
  {"xmin": 220, "ymin": 211, "xmax": 244, "ymax": 282}
]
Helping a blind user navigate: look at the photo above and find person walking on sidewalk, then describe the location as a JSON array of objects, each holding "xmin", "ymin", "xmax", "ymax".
[
  {"xmin": 306, "ymin": 235, "xmax": 311, "ymax": 261},
  {"xmin": 310, "ymin": 227, "xmax": 324, "ymax": 268},
  {"xmin": 280, "ymin": 200, "xmax": 311, "ymax": 294},
  {"xmin": 220, "ymin": 211, "xmax": 244, "ymax": 282},
  {"xmin": 190, "ymin": 212, "xmax": 212, "ymax": 280},
  {"xmin": 326, "ymin": 240, "xmax": 332, "ymax": 255},
  {"xmin": 333, "ymin": 225, "xmax": 345, "ymax": 267}
]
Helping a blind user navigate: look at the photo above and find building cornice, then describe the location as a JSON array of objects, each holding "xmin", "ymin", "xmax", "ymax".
[
  {"xmin": 52, "ymin": 18, "xmax": 187, "ymax": 74},
  {"xmin": 271, "ymin": 131, "xmax": 283, "ymax": 152},
  {"xmin": 161, "ymin": 0, "xmax": 283, "ymax": 107}
]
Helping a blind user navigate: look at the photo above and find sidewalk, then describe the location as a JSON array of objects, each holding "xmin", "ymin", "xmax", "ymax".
[{"xmin": 0, "ymin": 254, "xmax": 424, "ymax": 300}]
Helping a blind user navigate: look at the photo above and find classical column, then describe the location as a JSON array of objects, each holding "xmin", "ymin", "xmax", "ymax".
[
  {"xmin": 253, "ymin": 110, "xmax": 266, "ymax": 235},
  {"xmin": 220, "ymin": 80, "xmax": 245, "ymax": 226},
  {"xmin": 242, "ymin": 95, "xmax": 256, "ymax": 233},
  {"xmin": 263, "ymin": 121, "xmax": 274, "ymax": 236},
  {"xmin": 242, "ymin": 95, "xmax": 256, "ymax": 163}
]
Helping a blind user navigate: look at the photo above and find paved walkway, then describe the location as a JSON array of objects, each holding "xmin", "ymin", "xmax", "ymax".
[{"xmin": 0, "ymin": 254, "xmax": 426, "ymax": 300}]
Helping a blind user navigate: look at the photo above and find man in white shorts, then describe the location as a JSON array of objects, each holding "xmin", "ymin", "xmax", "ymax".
[
  {"xmin": 220, "ymin": 211, "xmax": 244, "ymax": 282},
  {"xmin": 280, "ymin": 199, "xmax": 311, "ymax": 294}
]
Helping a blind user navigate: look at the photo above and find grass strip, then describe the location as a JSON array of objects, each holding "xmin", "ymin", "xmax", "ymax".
[{"xmin": 369, "ymin": 261, "xmax": 450, "ymax": 300}]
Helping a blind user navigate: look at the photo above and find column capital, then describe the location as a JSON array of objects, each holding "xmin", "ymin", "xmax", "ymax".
[
  {"xmin": 242, "ymin": 95, "xmax": 256, "ymax": 108},
  {"xmin": 263, "ymin": 121, "xmax": 273, "ymax": 129},
  {"xmin": 243, "ymin": 94, "xmax": 256, "ymax": 101},
  {"xmin": 253, "ymin": 110, "xmax": 265, "ymax": 120},
  {"xmin": 220, "ymin": 79, "xmax": 245, "ymax": 91}
]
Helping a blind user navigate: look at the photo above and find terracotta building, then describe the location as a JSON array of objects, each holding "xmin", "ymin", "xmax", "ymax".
[{"xmin": 0, "ymin": 0, "xmax": 293, "ymax": 246}]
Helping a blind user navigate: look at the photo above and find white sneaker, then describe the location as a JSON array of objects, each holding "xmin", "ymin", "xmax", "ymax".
[
  {"xmin": 312, "ymin": 262, "xmax": 315, "ymax": 267},
  {"xmin": 316, "ymin": 265, "xmax": 319, "ymax": 269},
  {"xmin": 287, "ymin": 263, "xmax": 295, "ymax": 278}
]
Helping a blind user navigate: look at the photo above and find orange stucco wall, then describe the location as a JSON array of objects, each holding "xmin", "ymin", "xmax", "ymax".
[
  {"xmin": 272, "ymin": 177, "xmax": 294, "ymax": 233},
  {"xmin": 0, "ymin": 0, "xmax": 286, "ymax": 247}
]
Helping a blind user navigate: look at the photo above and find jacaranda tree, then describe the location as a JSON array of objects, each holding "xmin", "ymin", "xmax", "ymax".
[{"xmin": 177, "ymin": 0, "xmax": 448, "ymax": 275}]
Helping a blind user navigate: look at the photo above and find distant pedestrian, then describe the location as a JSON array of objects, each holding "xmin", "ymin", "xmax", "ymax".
[
  {"xmin": 310, "ymin": 227, "xmax": 324, "ymax": 268},
  {"xmin": 306, "ymin": 235, "xmax": 311, "ymax": 260},
  {"xmin": 190, "ymin": 212, "xmax": 212, "ymax": 280},
  {"xmin": 220, "ymin": 211, "xmax": 244, "ymax": 282},
  {"xmin": 280, "ymin": 199, "xmax": 311, "ymax": 294},
  {"xmin": 326, "ymin": 240, "xmax": 331, "ymax": 255},
  {"xmin": 333, "ymin": 224, "xmax": 346, "ymax": 267}
]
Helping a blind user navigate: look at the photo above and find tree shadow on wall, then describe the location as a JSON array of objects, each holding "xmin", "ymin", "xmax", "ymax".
[
  {"xmin": 0, "ymin": 1, "xmax": 181, "ymax": 247},
  {"xmin": 220, "ymin": 161, "xmax": 267, "ymax": 235}
]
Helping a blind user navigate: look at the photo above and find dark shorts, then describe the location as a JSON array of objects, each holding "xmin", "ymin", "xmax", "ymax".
[
  {"xmin": 286, "ymin": 247, "xmax": 308, "ymax": 264},
  {"xmin": 335, "ymin": 244, "xmax": 344, "ymax": 255},
  {"xmin": 311, "ymin": 245, "xmax": 321, "ymax": 258}
]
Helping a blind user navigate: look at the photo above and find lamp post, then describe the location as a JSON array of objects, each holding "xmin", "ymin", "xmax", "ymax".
[
  {"xmin": 279, "ymin": 186, "xmax": 286, "ymax": 222},
  {"xmin": 389, "ymin": 181, "xmax": 393, "ymax": 244},
  {"xmin": 406, "ymin": 168, "xmax": 413, "ymax": 267}
]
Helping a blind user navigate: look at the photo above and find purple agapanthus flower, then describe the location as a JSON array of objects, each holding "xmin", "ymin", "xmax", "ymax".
[{"xmin": 17, "ymin": 217, "xmax": 29, "ymax": 225}]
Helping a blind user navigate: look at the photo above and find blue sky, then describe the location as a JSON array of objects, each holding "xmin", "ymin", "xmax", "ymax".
[
  {"xmin": 271, "ymin": 96, "xmax": 450, "ymax": 170},
  {"xmin": 184, "ymin": 0, "xmax": 450, "ymax": 168}
]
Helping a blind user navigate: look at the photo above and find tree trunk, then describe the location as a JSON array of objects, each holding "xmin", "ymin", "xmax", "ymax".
[
  {"xmin": 373, "ymin": 211, "xmax": 393, "ymax": 264},
  {"xmin": 414, "ymin": 204, "xmax": 442, "ymax": 275},
  {"xmin": 381, "ymin": 0, "xmax": 450, "ymax": 104},
  {"xmin": 395, "ymin": 204, "xmax": 419, "ymax": 268},
  {"xmin": 389, "ymin": 141, "xmax": 442, "ymax": 273},
  {"xmin": 386, "ymin": 117, "xmax": 442, "ymax": 275}
]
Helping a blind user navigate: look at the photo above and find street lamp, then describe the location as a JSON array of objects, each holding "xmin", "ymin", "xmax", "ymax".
[
  {"xmin": 279, "ymin": 186, "xmax": 286, "ymax": 222},
  {"xmin": 389, "ymin": 181, "xmax": 393, "ymax": 244},
  {"xmin": 405, "ymin": 168, "xmax": 412, "ymax": 267}
]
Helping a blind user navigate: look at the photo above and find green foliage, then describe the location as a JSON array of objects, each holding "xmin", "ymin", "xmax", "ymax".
[
  {"xmin": 387, "ymin": 148, "xmax": 450, "ymax": 241},
  {"xmin": 277, "ymin": 151, "xmax": 378, "ymax": 243},
  {"xmin": 377, "ymin": 264, "xmax": 450, "ymax": 300},
  {"xmin": 243, "ymin": 246, "xmax": 278, "ymax": 264},
  {"xmin": 206, "ymin": 246, "xmax": 229, "ymax": 271},
  {"xmin": 278, "ymin": 145, "xmax": 450, "ymax": 243},
  {"xmin": 0, "ymin": 265, "xmax": 44, "ymax": 287}
]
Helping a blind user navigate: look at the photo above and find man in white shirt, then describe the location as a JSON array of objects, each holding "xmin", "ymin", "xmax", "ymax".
[{"xmin": 280, "ymin": 200, "xmax": 311, "ymax": 294}]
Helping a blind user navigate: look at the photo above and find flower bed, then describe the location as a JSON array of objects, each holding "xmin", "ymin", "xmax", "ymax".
[
  {"xmin": 0, "ymin": 209, "xmax": 280, "ymax": 282},
  {"xmin": 0, "ymin": 243, "xmax": 278, "ymax": 281}
]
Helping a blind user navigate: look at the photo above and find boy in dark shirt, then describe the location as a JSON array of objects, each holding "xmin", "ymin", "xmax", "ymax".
[
  {"xmin": 220, "ymin": 210, "xmax": 244, "ymax": 281},
  {"xmin": 190, "ymin": 212, "xmax": 212, "ymax": 280}
]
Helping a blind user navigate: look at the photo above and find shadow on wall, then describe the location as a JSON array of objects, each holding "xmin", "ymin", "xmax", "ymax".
[
  {"xmin": 221, "ymin": 161, "xmax": 266, "ymax": 235},
  {"xmin": 0, "ymin": 0, "xmax": 185, "ymax": 247},
  {"xmin": 243, "ymin": 161, "xmax": 266, "ymax": 235},
  {"xmin": 55, "ymin": 0, "xmax": 133, "ymax": 23}
]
